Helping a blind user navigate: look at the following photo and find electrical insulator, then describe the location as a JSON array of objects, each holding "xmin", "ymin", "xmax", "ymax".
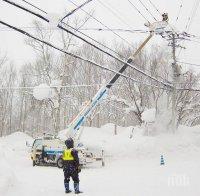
[{"xmin": 162, "ymin": 13, "xmax": 169, "ymax": 22}]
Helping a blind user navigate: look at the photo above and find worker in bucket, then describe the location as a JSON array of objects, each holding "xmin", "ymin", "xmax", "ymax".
[{"xmin": 62, "ymin": 138, "xmax": 82, "ymax": 194}]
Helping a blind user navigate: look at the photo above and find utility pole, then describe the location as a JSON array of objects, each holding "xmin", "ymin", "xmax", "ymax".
[
  {"xmin": 171, "ymin": 34, "xmax": 178, "ymax": 133},
  {"xmin": 159, "ymin": 14, "xmax": 187, "ymax": 133},
  {"xmin": 170, "ymin": 33, "xmax": 181, "ymax": 133}
]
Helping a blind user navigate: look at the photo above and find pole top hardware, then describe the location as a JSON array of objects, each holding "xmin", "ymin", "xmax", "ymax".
[
  {"xmin": 162, "ymin": 13, "xmax": 169, "ymax": 22},
  {"xmin": 144, "ymin": 13, "xmax": 169, "ymax": 35}
]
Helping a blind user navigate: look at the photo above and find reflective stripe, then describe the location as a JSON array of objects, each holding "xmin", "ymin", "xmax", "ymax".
[{"xmin": 62, "ymin": 149, "xmax": 74, "ymax": 161}]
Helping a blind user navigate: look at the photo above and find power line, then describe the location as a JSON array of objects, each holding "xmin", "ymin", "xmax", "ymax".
[
  {"xmin": 0, "ymin": 20, "xmax": 171, "ymax": 91},
  {"xmin": 66, "ymin": 0, "xmax": 133, "ymax": 47},
  {"xmin": 3, "ymin": 2, "xmax": 200, "ymax": 93},
  {"xmin": 138, "ymin": 0, "xmax": 158, "ymax": 21},
  {"xmin": 79, "ymin": 28, "xmax": 149, "ymax": 33},
  {"xmin": 0, "ymin": 26, "xmax": 149, "ymax": 34},
  {"xmin": 58, "ymin": 25, "xmax": 172, "ymax": 88},
  {"xmin": 177, "ymin": 61, "xmax": 200, "ymax": 67},
  {"xmin": 2, "ymin": 0, "xmax": 49, "ymax": 22},
  {"xmin": 178, "ymin": 0, "xmax": 200, "ymax": 57},
  {"xmin": 147, "ymin": 0, "xmax": 162, "ymax": 16},
  {"xmin": 0, "ymin": 83, "xmax": 131, "ymax": 90},
  {"xmin": 127, "ymin": 0, "xmax": 150, "ymax": 23},
  {"xmin": 61, "ymin": 22, "xmax": 123, "ymax": 58},
  {"xmin": 184, "ymin": 0, "xmax": 200, "ymax": 32},
  {"xmin": 0, "ymin": 26, "xmax": 60, "ymax": 31},
  {"xmin": 20, "ymin": 0, "xmax": 47, "ymax": 14},
  {"xmin": 177, "ymin": 87, "xmax": 200, "ymax": 92},
  {"xmin": 3, "ymin": 0, "xmax": 170, "ymax": 86},
  {"xmin": 60, "ymin": 0, "xmax": 93, "ymax": 22},
  {"xmin": 1, "ymin": 0, "xmax": 128, "ymax": 60},
  {"xmin": 143, "ymin": 1, "xmax": 179, "ymax": 37},
  {"xmin": 96, "ymin": 0, "xmax": 133, "ymax": 29},
  {"xmin": 2, "ymin": 0, "xmax": 173, "ymax": 88},
  {"xmin": 2, "ymin": 18, "xmax": 167, "ymax": 85},
  {"xmin": 0, "ymin": 25, "xmax": 167, "ymax": 83},
  {"xmin": 176, "ymin": 0, "xmax": 183, "ymax": 22}
]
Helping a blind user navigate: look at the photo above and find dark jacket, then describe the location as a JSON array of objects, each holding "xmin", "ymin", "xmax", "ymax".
[{"xmin": 63, "ymin": 138, "xmax": 79, "ymax": 171}]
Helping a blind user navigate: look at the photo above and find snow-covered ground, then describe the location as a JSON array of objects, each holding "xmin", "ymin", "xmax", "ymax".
[{"xmin": 1, "ymin": 124, "xmax": 200, "ymax": 196}]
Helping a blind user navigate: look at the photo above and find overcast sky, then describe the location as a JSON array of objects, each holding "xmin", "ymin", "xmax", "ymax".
[{"xmin": 0, "ymin": 0, "xmax": 200, "ymax": 71}]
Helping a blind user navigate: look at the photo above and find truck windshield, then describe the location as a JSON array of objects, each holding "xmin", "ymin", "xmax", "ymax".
[{"xmin": 32, "ymin": 139, "xmax": 42, "ymax": 148}]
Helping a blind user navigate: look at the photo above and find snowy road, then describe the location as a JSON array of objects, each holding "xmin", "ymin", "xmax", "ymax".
[
  {"xmin": 1, "ymin": 125, "xmax": 200, "ymax": 196},
  {"xmin": 5, "ymin": 157, "xmax": 200, "ymax": 196}
]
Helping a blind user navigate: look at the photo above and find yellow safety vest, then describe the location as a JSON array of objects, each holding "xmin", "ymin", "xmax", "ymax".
[{"xmin": 62, "ymin": 149, "xmax": 74, "ymax": 161}]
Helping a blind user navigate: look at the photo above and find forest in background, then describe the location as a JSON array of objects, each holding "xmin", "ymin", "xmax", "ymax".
[{"xmin": 1, "ymin": 18, "xmax": 200, "ymax": 137}]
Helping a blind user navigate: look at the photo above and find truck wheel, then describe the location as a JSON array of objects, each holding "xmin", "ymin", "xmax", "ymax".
[
  {"xmin": 35, "ymin": 157, "xmax": 41, "ymax": 166},
  {"xmin": 57, "ymin": 158, "xmax": 63, "ymax": 168}
]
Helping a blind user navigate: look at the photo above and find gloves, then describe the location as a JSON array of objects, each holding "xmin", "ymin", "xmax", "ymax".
[{"xmin": 77, "ymin": 165, "xmax": 81, "ymax": 173}]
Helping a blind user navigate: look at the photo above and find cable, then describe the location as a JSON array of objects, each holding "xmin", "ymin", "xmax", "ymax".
[
  {"xmin": 61, "ymin": 22, "xmax": 168, "ymax": 83},
  {"xmin": 187, "ymin": 39, "xmax": 200, "ymax": 44},
  {"xmin": 60, "ymin": 0, "xmax": 93, "ymax": 22},
  {"xmin": 177, "ymin": 87, "xmax": 200, "ymax": 92},
  {"xmin": 3, "ymin": 0, "xmax": 172, "ymax": 87},
  {"xmin": 145, "ymin": 0, "xmax": 179, "ymax": 36},
  {"xmin": 2, "ymin": 0, "xmax": 49, "ymax": 22},
  {"xmin": 0, "ymin": 26, "xmax": 149, "ymax": 34},
  {"xmin": 59, "ymin": 23, "xmax": 173, "ymax": 88},
  {"xmin": 20, "ymin": 0, "xmax": 47, "ymax": 14},
  {"xmin": 148, "ymin": 0, "xmax": 162, "ymax": 16},
  {"xmin": 178, "ymin": 0, "xmax": 200, "ymax": 56},
  {"xmin": 177, "ymin": 61, "xmax": 200, "ymax": 67},
  {"xmin": 127, "ymin": 0, "xmax": 150, "ymax": 23},
  {"xmin": 67, "ymin": 0, "xmax": 133, "ymax": 47},
  {"xmin": 0, "ymin": 83, "xmax": 130, "ymax": 90},
  {"xmin": 59, "ymin": 23, "xmax": 172, "ymax": 88},
  {"xmin": 0, "ymin": 24, "xmax": 175, "ymax": 84},
  {"xmin": 0, "ymin": 20, "xmax": 170, "ymax": 91},
  {"xmin": 1, "ymin": 0, "xmax": 129, "ymax": 58},
  {"xmin": 184, "ymin": 0, "xmax": 200, "ymax": 32},
  {"xmin": 79, "ymin": 27, "xmax": 149, "ymax": 33},
  {"xmin": 138, "ymin": 0, "xmax": 158, "ymax": 21},
  {"xmin": 61, "ymin": 22, "xmax": 123, "ymax": 58},
  {"xmin": 176, "ymin": 0, "xmax": 183, "ymax": 22},
  {"xmin": 96, "ymin": 0, "xmax": 133, "ymax": 28},
  {"xmin": 2, "ymin": 0, "xmax": 173, "ymax": 88}
]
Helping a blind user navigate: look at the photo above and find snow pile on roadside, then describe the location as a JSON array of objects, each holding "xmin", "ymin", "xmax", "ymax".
[
  {"xmin": 142, "ymin": 108, "xmax": 156, "ymax": 122},
  {"xmin": 1, "ymin": 132, "xmax": 33, "ymax": 149},
  {"xmin": 0, "ymin": 132, "xmax": 33, "ymax": 195},
  {"xmin": 0, "ymin": 150, "xmax": 16, "ymax": 195},
  {"xmin": 79, "ymin": 123, "xmax": 200, "ymax": 160}
]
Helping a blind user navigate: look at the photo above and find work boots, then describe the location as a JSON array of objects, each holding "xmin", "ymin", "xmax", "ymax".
[
  {"xmin": 74, "ymin": 183, "xmax": 83, "ymax": 194},
  {"xmin": 64, "ymin": 183, "xmax": 72, "ymax": 194}
]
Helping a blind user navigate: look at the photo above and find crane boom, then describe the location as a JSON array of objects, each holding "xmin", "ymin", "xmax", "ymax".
[
  {"xmin": 67, "ymin": 19, "xmax": 170, "ymax": 139},
  {"xmin": 67, "ymin": 33, "xmax": 154, "ymax": 139}
]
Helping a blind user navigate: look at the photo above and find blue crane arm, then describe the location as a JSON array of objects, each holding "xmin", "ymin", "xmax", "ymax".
[{"xmin": 67, "ymin": 33, "xmax": 154, "ymax": 138}]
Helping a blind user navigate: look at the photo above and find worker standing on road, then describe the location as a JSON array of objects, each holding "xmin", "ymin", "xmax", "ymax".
[{"xmin": 62, "ymin": 138, "xmax": 82, "ymax": 194}]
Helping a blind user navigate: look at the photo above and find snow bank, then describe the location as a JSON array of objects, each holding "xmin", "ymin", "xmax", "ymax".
[
  {"xmin": 0, "ymin": 150, "xmax": 16, "ymax": 195},
  {"xmin": 59, "ymin": 123, "xmax": 200, "ymax": 161},
  {"xmin": 0, "ymin": 132, "xmax": 33, "ymax": 195},
  {"xmin": 142, "ymin": 108, "xmax": 156, "ymax": 122}
]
